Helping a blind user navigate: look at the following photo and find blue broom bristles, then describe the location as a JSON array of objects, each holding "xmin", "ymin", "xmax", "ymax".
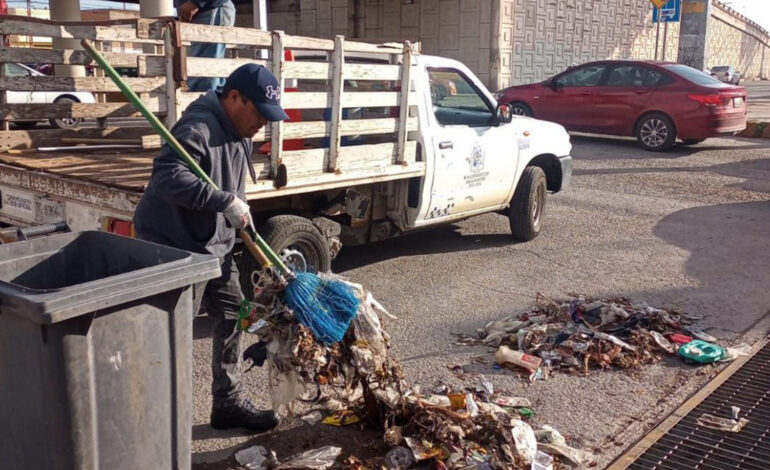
[{"xmin": 284, "ymin": 272, "xmax": 360, "ymax": 344}]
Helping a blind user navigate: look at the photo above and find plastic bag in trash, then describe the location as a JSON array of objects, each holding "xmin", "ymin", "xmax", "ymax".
[
  {"xmin": 678, "ymin": 340, "xmax": 726, "ymax": 364},
  {"xmin": 235, "ymin": 445, "xmax": 269, "ymax": 470},
  {"xmin": 531, "ymin": 451, "xmax": 553, "ymax": 470},
  {"xmin": 279, "ymin": 446, "xmax": 341, "ymax": 470},
  {"xmin": 511, "ymin": 419, "xmax": 537, "ymax": 465}
]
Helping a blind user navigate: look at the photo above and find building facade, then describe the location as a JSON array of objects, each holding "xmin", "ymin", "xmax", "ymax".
[{"xmin": 264, "ymin": 0, "xmax": 770, "ymax": 90}]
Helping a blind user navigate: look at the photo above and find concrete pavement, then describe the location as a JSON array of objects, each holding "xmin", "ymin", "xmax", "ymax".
[{"xmin": 191, "ymin": 135, "xmax": 770, "ymax": 469}]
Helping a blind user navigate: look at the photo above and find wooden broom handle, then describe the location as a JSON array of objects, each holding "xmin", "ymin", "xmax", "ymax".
[{"xmin": 239, "ymin": 231, "xmax": 273, "ymax": 268}]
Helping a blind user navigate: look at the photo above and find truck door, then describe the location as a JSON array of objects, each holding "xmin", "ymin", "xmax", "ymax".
[{"xmin": 422, "ymin": 68, "xmax": 518, "ymax": 222}]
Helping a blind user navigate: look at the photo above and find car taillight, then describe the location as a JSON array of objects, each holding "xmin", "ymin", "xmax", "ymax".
[
  {"xmin": 688, "ymin": 94, "xmax": 724, "ymax": 107},
  {"xmin": 103, "ymin": 217, "xmax": 134, "ymax": 237}
]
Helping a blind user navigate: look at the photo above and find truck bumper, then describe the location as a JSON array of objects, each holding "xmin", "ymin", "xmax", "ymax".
[{"xmin": 557, "ymin": 154, "xmax": 573, "ymax": 192}]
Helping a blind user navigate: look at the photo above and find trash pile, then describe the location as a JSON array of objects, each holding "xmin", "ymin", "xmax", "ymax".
[
  {"xmin": 236, "ymin": 280, "xmax": 594, "ymax": 469},
  {"xmin": 462, "ymin": 293, "xmax": 747, "ymax": 380}
]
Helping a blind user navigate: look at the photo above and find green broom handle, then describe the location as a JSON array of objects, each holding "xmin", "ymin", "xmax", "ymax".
[{"xmin": 80, "ymin": 38, "xmax": 291, "ymax": 275}]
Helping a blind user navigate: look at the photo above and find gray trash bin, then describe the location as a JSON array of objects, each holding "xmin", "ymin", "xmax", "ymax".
[{"xmin": 0, "ymin": 231, "xmax": 221, "ymax": 470}]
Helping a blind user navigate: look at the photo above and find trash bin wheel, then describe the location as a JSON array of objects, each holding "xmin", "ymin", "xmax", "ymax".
[{"xmin": 508, "ymin": 166, "xmax": 546, "ymax": 241}]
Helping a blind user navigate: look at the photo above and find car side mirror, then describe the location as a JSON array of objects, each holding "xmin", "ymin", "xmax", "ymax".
[{"xmin": 496, "ymin": 103, "xmax": 512, "ymax": 125}]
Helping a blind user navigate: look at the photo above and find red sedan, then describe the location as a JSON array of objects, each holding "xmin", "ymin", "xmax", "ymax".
[{"xmin": 495, "ymin": 60, "xmax": 747, "ymax": 151}]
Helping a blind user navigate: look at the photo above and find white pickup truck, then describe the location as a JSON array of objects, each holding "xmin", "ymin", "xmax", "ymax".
[{"xmin": 0, "ymin": 18, "xmax": 571, "ymax": 294}]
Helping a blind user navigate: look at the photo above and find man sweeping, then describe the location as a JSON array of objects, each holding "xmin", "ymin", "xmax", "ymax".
[{"xmin": 134, "ymin": 64, "xmax": 289, "ymax": 432}]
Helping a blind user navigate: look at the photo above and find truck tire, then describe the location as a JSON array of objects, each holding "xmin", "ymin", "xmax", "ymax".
[
  {"xmin": 261, "ymin": 215, "xmax": 331, "ymax": 274},
  {"xmin": 509, "ymin": 166, "xmax": 546, "ymax": 241},
  {"xmin": 237, "ymin": 215, "xmax": 332, "ymax": 300}
]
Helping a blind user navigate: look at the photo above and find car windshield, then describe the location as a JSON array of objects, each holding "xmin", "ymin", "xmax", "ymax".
[{"xmin": 665, "ymin": 64, "xmax": 722, "ymax": 85}]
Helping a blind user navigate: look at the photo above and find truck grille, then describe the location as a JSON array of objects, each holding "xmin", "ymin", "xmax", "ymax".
[{"xmin": 609, "ymin": 338, "xmax": 770, "ymax": 470}]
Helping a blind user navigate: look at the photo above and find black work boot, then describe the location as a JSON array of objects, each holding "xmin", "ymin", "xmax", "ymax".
[{"xmin": 210, "ymin": 398, "xmax": 279, "ymax": 433}]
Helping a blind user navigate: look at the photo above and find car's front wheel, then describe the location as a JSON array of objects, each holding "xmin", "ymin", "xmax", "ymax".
[
  {"xmin": 508, "ymin": 166, "xmax": 546, "ymax": 241},
  {"xmin": 636, "ymin": 113, "xmax": 676, "ymax": 151},
  {"xmin": 50, "ymin": 97, "xmax": 83, "ymax": 129},
  {"xmin": 509, "ymin": 101, "xmax": 533, "ymax": 117}
]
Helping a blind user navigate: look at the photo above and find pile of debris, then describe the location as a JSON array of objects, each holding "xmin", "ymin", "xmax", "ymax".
[
  {"xmin": 236, "ymin": 280, "xmax": 593, "ymax": 469},
  {"xmin": 461, "ymin": 293, "xmax": 743, "ymax": 379}
]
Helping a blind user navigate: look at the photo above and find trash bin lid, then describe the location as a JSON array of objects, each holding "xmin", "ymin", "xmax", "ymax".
[{"xmin": 0, "ymin": 231, "xmax": 221, "ymax": 324}]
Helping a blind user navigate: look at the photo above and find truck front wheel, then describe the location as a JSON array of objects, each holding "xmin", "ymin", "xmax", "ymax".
[{"xmin": 508, "ymin": 166, "xmax": 546, "ymax": 241}]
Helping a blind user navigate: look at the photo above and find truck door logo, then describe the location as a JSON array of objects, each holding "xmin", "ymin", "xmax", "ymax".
[{"xmin": 468, "ymin": 143, "xmax": 484, "ymax": 173}]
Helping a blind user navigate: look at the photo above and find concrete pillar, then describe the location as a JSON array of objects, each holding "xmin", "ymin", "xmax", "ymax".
[
  {"xmin": 140, "ymin": 0, "xmax": 174, "ymax": 18},
  {"xmin": 50, "ymin": 0, "xmax": 85, "ymax": 77},
  {"xmin": 140, "ymin": 0, "xmax": 174, "ymax": 54},
  {"xmin": 677, "ymin": 0, "xmax": 712, "ymax": 70}
]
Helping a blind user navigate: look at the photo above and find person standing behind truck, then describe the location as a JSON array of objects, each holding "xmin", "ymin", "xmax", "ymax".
[
  {"xmin": 134, "ymin": 64, "xmax": 289, "ymax": 432},
  {"xmin": 176, "ymin": 0, "xmax": 236, "ymax": 91}
]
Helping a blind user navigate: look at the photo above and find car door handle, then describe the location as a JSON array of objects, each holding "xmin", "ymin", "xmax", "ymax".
[{"xmin": 439, "ymin": 141, "xmax": 453, "ymax": 149}]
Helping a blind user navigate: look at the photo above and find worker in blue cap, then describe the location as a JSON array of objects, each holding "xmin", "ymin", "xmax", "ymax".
[{"xmin": 134, "ymin": 64, "xmax": 289, "ymax": 433}]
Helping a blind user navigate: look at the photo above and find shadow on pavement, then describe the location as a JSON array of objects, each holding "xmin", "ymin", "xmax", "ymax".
[
  {"xmin": 334, "ymin": 223, "xmax": 518, "ymax": 272},
  {"xmin": 570, "ymin": 134, "xmax": 768, "ymax": 160},
  {"xmin": 652, "ymin": 200, "xmax": 770, "ymax": 336},
  {"xmin": 574, "ymin": 157, "xmax": 770, "ymax": 191},
  {"xmin": 192, "ymin": 420, "xmax": 384, "ymax": 470}
]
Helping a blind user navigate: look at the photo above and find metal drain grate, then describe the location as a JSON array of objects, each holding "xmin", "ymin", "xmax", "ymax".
[{"xmin": 609, "ymin": 338, "xmax": 770, "ymax": 470}]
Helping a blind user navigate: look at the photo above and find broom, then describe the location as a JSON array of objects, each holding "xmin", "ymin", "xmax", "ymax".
[{"xmin": 80, "ymin": 39, "xmax": 359, "ymax": 344}]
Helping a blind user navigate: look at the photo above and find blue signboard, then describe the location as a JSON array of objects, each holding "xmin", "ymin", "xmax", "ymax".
[{"xmin": 653, "ymin": 0, "xmax": 681, "ymax": 23}]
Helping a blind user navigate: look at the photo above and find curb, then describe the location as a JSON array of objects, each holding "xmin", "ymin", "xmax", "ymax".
[{"xmin": 740, "ymin": 120, "xmax": 770, "ymax": 138}]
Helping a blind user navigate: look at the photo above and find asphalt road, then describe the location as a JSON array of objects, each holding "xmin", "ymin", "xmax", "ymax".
[{"xmin": 191, "ymin": 134, "xmax": 770, "ymax": 469}]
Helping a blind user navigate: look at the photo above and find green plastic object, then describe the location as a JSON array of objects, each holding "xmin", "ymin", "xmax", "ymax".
[
  {"xmin": 678, "ymin": 340, "xmax": 725, "ymax": 364},
  {"xmin": 518, "ymin": 408, "xmax": 535, "ymax": 417}
]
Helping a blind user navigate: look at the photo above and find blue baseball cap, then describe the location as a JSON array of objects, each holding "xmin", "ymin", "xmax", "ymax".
[{"xmin": 224, "ymin": 64, "xmax": 289, "ymax": 122}]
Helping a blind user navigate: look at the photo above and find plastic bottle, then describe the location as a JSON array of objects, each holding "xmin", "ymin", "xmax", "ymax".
[{"xmin": 495, "ymin": 345, "xmax": 543, "ymax": 371}]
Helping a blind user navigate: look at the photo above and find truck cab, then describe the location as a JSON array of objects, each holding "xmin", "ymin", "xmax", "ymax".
[{"xmin": 405, "ymin": 55, "xmax": 572, "ymax": 231}]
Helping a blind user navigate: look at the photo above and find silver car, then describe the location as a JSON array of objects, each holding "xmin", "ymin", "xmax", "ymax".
[{"xmin": 709, "ymin": 65, "xmax": 741, "ymax": 85}]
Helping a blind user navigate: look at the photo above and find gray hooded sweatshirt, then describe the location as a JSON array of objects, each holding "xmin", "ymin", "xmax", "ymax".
[{"xmin": 134, "ymin": 91, "xmax": 255, "ymax": 257}]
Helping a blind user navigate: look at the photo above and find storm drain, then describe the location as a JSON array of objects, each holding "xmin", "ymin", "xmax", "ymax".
[{"xmin": 609, "ymin": 338, "xmax": 770, "ymax": 470}]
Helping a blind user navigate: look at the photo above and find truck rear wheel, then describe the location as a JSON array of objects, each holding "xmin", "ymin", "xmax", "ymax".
[
  {"xmin": 238, "ymin": 215, "xmax": 331, "ymax": 299},
  {"xmin": 508, "ymin": 166, "xmax": 546, "ymax": 241}
]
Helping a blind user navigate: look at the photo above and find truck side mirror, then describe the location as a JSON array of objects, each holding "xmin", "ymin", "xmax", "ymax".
[{"xmin": 496, "ymin": 103, "xmax": 512, "ymax": 124}]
